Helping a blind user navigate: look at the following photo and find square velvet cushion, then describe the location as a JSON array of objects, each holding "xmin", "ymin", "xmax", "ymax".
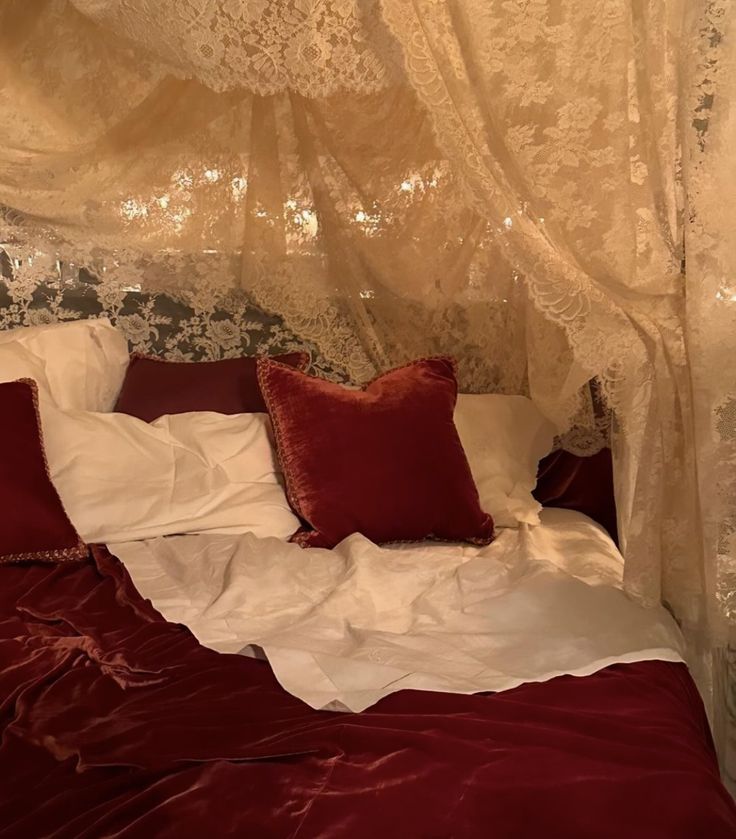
[
  {"xmin": 114, "ymin": 352, "xmax": 309, "ymax": 422},
  {"xmin": 0, "ymin": 379, "xmax": 86, "ymax": 563},
  {"xmin": 258, "ymin": 357, "xmax": 495, "ymax": 548}
]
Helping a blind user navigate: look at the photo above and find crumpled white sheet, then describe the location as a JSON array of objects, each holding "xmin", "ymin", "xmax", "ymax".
[{"xmin": 109, "ymin": 509, "xmax": 685, "ymax": 712}]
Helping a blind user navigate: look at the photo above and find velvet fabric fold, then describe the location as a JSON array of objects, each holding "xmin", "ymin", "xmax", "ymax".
[
  {"xmin": 1, "ymin": 548, "xmax": 734, "ymax": 838},
  {"xmin": 534, "ymin": 447, "xmax": 619, "ymax": 544}
]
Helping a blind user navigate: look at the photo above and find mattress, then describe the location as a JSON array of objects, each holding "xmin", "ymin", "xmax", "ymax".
[{"xmin": 109, "ymin": 509, "xmax": 684, "ymax": 711}]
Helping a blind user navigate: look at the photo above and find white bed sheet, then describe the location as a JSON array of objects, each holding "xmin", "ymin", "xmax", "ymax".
[{"xmin": 109, "ymin": 509, "xmax": 684, "ymax": 712}]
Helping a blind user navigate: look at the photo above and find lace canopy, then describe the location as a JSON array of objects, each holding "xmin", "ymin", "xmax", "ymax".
[{"xmin": 0, "ymin": 0, "xmax": 734, "ymax": 789}]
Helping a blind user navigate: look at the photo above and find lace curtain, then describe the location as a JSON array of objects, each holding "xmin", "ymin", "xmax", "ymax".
[
  {"xmin": 0, "ymin": 0, "xmax": 733, "ymax": 786},
  {"xmin": 684, "ymin": 0, "xmax": 736, "ymax": 785}
]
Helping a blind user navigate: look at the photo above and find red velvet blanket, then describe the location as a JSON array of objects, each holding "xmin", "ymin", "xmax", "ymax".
[{"xmin": 2, "ymin": 548, "xmax": 734, "ymax": 838}]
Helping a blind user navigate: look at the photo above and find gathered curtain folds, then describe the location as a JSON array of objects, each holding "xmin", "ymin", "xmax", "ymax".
[{"xmin": 0, "ymin": 0, "xmax": 734, "ymax": 787}]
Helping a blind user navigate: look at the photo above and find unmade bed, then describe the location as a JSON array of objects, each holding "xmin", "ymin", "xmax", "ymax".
[
  {"xmin": 2, "ymin": 517, "xmax": 735, "ymax": 837},
  {"xmin": 1, "ymin": 319, "xmax": 734, "ymax": 837}
]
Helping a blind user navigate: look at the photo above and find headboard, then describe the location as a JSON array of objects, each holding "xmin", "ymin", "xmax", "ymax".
[{"xmin": 0, "ymin": 273, "xmax": 346, "ymax": 381}]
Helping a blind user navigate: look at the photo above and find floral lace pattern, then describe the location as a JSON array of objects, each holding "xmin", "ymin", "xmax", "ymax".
[
  {"xmin": 0, "ymin": 263, "xmax": 343, "ymax": 380},
  {"xmin": 683, "ymin": 0, "xmax": 736, "ymax": 789},
  {"xmin": 69, "ymin": 0, "xmax": 402, "ymax": 95},
  {"xmin": 0, "ymin": 0, "xmax": 734, "ymax": 787}
]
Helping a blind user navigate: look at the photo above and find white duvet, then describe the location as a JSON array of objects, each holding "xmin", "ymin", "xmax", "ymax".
[{"xmin": 110, "ymin": 509, "xmax": 684, "ymax": 712}]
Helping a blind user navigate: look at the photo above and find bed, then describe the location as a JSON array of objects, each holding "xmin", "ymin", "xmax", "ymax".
[{"xmin": 1, "ymin": 320, "xmax": 734, "ymax": 838}]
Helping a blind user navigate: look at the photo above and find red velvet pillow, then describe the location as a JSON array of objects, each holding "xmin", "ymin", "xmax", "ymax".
[
  {"xmin": 0, "ymin": 379, "xmax": 86, "ymax": 563},
  {"xmin": 114, "ymin": 352, "xmax": 309, "ymax": 422},
  {"xmin": 258, "ymin": 357, "xmax": 494, "ymax": 548}
]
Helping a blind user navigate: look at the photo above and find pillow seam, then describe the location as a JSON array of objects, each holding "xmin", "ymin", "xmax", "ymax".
[{"xmin": 256, "ymin": 360, "xmax": 315, "ymax": 540}]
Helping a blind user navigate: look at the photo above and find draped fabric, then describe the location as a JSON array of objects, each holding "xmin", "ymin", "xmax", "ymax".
[
  {"xmin": 684, "ymin": 0, "xmax": 736, "ymax": 786},
  {"xmin": 0, "ymin": 0, "xmax": 734, "ymax": 787}
]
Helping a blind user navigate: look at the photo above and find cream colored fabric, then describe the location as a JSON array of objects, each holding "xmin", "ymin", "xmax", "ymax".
[
  {"xmin": 454, "ymin": 394, "xmax": 555, "ymax": 528},
  {"xmin": 0, "ymin": 318, "xmax": 129, "ymax": 410},
  {"xmin": 683, "ymin": 0, "xmax": 736, "ymax": 786},
  {"xmin": 109, "ymin": 510, "xmax": 684, "ymax": 713},
  {"xmin": 67, "ymin": 0, "xmax": 403, "ymax": 96},
  {"xmin": 40, "ymin": 405, "xmax": 301, "ymax": 543},
  {"xmin": 0, "ymin": 0, "xmax": 733, "ymax": 786}
]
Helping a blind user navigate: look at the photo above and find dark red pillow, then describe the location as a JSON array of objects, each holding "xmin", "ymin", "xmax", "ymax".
[
  {"xmin": 258, "ymin": 357, "xmax": 494, "ymax": 548},
  {"xmin": 0, "ymin": 379, "xmax": 86, "ymax": 563},
  {"xmin": 114, "ymin": 352, "xmax": 309, "ymax": 422}
]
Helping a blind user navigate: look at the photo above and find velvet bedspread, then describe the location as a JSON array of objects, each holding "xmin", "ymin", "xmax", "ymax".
[{"xmin": 2, "ymin": 549, "xmax": 734, "ymax": 838}]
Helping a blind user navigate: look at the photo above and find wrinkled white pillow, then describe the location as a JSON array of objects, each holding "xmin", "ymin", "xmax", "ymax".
[
  {"xmin": 0, "ymin": 318, "xmax": 129, "ymax": 411},
  {"xmin": 39, "ymin": 404, "xmax": 300, "ymax": 543},
  {"xmin": 454, "ymin": 394, "xmax": 556, "ymax": 528}
]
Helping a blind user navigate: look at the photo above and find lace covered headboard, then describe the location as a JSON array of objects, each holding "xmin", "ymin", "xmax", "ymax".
[{"xmin": 0, "ymin": 269, "xmax": 346, "ymax": 382}]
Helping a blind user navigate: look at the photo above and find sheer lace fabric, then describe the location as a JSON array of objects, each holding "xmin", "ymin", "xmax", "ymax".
[
  {"xmin": 684, "ymin": 0, "xmax": 736, "ymax": 785},
  {"xmin": 69, "ymin": 0, "xmax": 402, "ymax": 96},
  {"xmin": 0, "ymin": 0, "xmax": 734, "ymax": 788}
]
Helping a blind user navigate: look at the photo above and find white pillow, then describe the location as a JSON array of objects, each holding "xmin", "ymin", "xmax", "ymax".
[
  {"xmin": 454, "ymin": 394, "xmax": 556, "ymax": 528},
  {"xmin": 0, "ymin": 318, "xmax": 129, "ymax": 411},
  {"xmin": 39, "ymin": 403, "xmax": 300, "ymax": 543}
]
